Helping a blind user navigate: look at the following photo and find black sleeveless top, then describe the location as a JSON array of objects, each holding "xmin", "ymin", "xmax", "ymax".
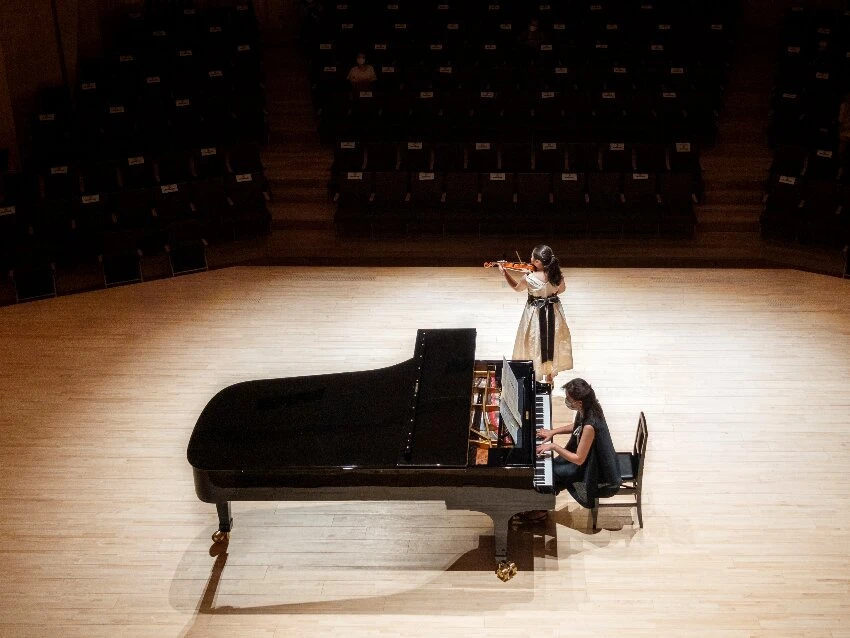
[{"xmin": 562, "ymin": 408, "xmax": 622, "ymax": 508}]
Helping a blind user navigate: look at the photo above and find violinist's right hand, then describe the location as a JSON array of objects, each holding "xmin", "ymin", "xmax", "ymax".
[{"xmin": 536, "ymin": 428, "xmax": 554, "ymax": 442}]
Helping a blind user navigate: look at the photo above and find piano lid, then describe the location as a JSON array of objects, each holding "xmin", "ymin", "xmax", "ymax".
[
  {"xmin": 398, "ymin": 328, "xmax": 477, "ymax": 467},
  {"xmin": 187, "ymin": 329, "xmax": 477, "ymax": 471}
]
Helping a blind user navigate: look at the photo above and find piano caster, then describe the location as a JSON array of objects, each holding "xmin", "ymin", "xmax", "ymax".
[
  {"xmin": 211, "ymin": 530, "xmax": 229, "ymax": 543},
  {"xmin": 495, "ymin": 560, "xmax": 517, "ymax": 582}
]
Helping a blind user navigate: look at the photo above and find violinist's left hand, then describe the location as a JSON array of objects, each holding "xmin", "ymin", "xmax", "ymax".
[{"xmin": 536, "ymin": 442, "xmax": 554, "ymax": 456}]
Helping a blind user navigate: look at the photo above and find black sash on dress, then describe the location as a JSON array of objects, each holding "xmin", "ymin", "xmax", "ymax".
[{"xmin": 527, "ymin": 294, "xmax": 560, "ymax": 363}]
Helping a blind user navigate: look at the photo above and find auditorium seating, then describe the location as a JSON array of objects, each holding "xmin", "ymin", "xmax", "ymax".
[
  {"xmin": 329, "ymin": 140, "xmax": 702, "ymax": 236},
  {"xmin": 763, "ymin": 6, "xmax": 850, "ymax": 248},
  {"xmin": 1, "ymin": 3, "xmax": 270, "ymax": 301},
  {"xmin": 312, "ymin": 0, "xmax": 735, "ymax": 236}
]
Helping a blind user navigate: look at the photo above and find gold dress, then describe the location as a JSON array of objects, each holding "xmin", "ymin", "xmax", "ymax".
[{"xmin": 512, "ymin": 274, "xmax": 573, "ymax": 381}]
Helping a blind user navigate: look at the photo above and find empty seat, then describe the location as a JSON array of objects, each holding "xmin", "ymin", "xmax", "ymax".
[
  {"xmin": 332, "ymin": 140, "xmax": 366, "ymax": 173},
  {"xmin": 434, "ymin": 143, "xmax": 465, "ymax": 171},
  {"xmin": 9, "ymin": 238, "xmax": 57, "ymax": 302},
  {"xmin": 153, "ymin": 182, "xmax": 193, "ymax": 226},
  {"xmin": 365, "ymin": 142, "xmax": 400, "ymax": 171},
  {"xmin": 120, "ymin": 154, "xmax": 155, "ymax": 190},
  {"xmin": 157, "ymin": 151, "xmax": 194, "ymax": 184},
  {"xmin": 100, "ymin": 230, "xmax": 142, "ymax": 287},
  {"xmin": 468, "ymin": 142, "xmax": 499, "ymax": 172},
  {"xmin": 400, "ymin": 141, "xmax": 433, "ymax": 172},
  {"xmin": 805, "ymin": 147, "xmax": 840, "ymax": 180},
  {"xmin": 371, "ymin": 171, "xmax": 410, "ymax": 234},
  {"xmin": 480, "ymin": 172, "xmax": 516, "ymax": 231},
  {"xmin": 225, "ymin": 172, "xmax": 271, "ymax": 238},
  {"xmin": 501, "ymin": 143, "xmax": 533, "ymax": 172},
  {"xmin": 165, "ymin": 219, "xmax": 208, "ymax": 276},
  {"xmin": 659, "ymin": 172, "xmax": 698, "ymax": 237},
  {"xmin": 588, "ymin": 171, "xmax": 623, "ymax": 233},
  {"xmin": 552, "ymin": 172, "xmax": 588, "ymax": 233},
  {"xmin": 42, "ymin": 164, "xmax": 80, "ymax": 200},
  {"xmin": 408, "ymin": 171, "xmax": 444, "ymax": 234},
  {"xmin": 623, "ymin": 172, "xmax": 660, "ymax": 234},
  {"xmin": 517, "ymin": 172, "xmax": 552, "ymax": 214},
  {"xmin": 334, "ymin": 171, "xmax": 374, "ymax": 235},
  {"xmin": 799, "ymin": 179, "xmax": 845, "ymax": 245},
  {"xmin": 110, "ymin": 188, "xmax": 161, "ymax": 253},
  {"xmin": 566, "ymin": 143, "xmax": 599, "ymax": 172},
  {"xmin": 770, "ymin": 145, "xmax": 807, "ymax": 177},
  {"xmin": 192, "ymin": 146, "xmax": 228, "ymax": 179},
  {"xmin": 599, "ymin": 142, "xmax": 633, "ymax": 172},
  {"xmin": 80, "ymin": 160, "xmax": 120, "ymax": 194},
  {"xmin": 535, "ymin": 142, "xmax": 566, "ymax": 173},
  {"xmin": 191, "ymin": 178, "xmax": 231, "ymax": 240},
  {"xmin": 443, "ymin": 172, "xmax": 479, "ymax": 233},
  {"xmin": 634, "ymin": 144, "xmax": 668, "ymax": 173},
  {"xmin": 227, "ymin": 142, "xmax": 265, "ymax": 175}
]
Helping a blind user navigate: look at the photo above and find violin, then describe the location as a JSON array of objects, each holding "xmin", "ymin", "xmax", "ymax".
[{"xmin": 483, "ymin": 260, "xmax": 535, "ymax": 273}]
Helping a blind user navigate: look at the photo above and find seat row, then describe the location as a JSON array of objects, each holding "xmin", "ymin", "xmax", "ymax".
[
  {"xmin": 769, "ymin": 144, "xmax": 850, "ymax": 183},
  {"xmin": 330, "ymin": 139, "xmax": 702, "ymax": 177},
  {"xmin": 312, "ymin": 61, "xmax": 726, "ymax": 96},
  {"xmin": 308, "ymin": 25, "xmax": 734, "ymax": 61},
  {"xmin": 112, "ymin": 4, "xmax": 260, "ymax": 51},
  {"xmin": 313, "ymin": 0, "xmax": 737, "ymax": 18},
  {"xmin": 32, "ymin": 89, "xmax": 266, "ymax": 164},
  {"xmin": 75, "ymin": 44, "xmax": 264, "ymax": 101},
  {"xmin": 320, "ymin": 91, "xmax": 716, "ymax": 145},
  {"xmin": 308, "ymin": 1, "xmax": 738, "ymax": 45},
  {"xmin": 4, "ymin": 143, "xmax": 267, "ymax": 202},
  {"xmin": 1, "ymin": 174, "xmax": 271, "ymax": 266},
  {"xmin": 332, "ymin": 170, "xmax": 697, "ymax": 237}
]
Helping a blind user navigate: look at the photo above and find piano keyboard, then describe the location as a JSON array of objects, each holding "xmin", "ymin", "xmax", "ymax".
[{"xmin": 533, "ymin": 390, "xmax": 554, "ymax": 492}]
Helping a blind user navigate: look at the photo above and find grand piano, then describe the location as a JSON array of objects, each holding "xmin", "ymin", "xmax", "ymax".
[{"xmin": 188, "ymin": 329, "xmax": 555, "ymax": 579}]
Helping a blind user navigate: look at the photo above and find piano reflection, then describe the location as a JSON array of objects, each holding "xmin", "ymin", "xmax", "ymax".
[{"xmin": 188, "ymin": 329, "xmax": 555, "ymax": 580}]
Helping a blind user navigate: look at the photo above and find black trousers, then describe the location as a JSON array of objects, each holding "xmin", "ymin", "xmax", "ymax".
[{"xmin": 553, "ymin": 457, "xmax": 584, "ymax": 491}]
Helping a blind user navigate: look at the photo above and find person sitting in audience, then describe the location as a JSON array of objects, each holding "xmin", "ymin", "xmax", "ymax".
[
  {"xmin": 517, "ymin": 19, "xmax": 548, "ymax": 51},
  {"xmin": 347, "ymin": 53, "xmax": 377, "ymax": 92},
  {"xmin": 521, "ymin": 378, "xmax": 621, "ymax": 522}
]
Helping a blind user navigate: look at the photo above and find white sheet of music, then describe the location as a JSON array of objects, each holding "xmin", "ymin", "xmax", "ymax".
[{"xmin": 500, "ymin": 358, "xmax": 523, "ymax": 445}]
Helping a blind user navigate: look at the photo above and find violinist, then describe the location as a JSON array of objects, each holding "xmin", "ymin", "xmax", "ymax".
[{"xmin": 495, "ymin": 245, "xmax": 573, "ymax": 385}]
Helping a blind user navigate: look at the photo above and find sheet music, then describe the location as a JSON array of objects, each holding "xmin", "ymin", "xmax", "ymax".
[{"xmin": 500, "ymin": 358, "xmax": 523, "ymax": 445}]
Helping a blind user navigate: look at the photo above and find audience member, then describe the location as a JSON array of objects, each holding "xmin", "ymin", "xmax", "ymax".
[{"xmin": 347, "ymin": 53, "xmax": 377, "ymax": 92}]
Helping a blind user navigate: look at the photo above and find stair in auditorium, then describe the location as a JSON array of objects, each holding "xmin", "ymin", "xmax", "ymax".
[
  {"xmin": 698, "ymin": 30, "xmax": 774, "ymax": 235},
  {"xmin": 263, "ymin": 34, "xmax": 335, "ymax": 231}
]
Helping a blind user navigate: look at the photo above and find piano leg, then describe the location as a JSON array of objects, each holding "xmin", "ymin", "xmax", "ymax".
[
  {"xmin": 487, "ymin": 510, "xmax": 519, "ymax": 582},
  {"xmin": 490, "ymin": 511, "xmax": 513, "ymax": 562},
  {"xmin": 212, "ymin": 501, "xmax": 232, "ymax": 543}
]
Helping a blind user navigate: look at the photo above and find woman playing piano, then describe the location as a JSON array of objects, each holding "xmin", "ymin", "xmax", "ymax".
[
  {"xmin": 498, "ymin": 244, "xmax": 573, "ymax": 385},
  {"xmin": 524, "ymin": 378, "xmax": 621, "ymax": 522}
]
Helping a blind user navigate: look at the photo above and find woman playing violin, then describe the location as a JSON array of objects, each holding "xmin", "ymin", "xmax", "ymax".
[{"xmin": 498, "ymin": 245, "xmax": 573, "ymax": 385}]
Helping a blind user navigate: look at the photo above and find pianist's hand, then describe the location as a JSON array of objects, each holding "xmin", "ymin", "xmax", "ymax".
[
  {"xmin": 536, "ymin": 428, "xmax": 554, "ymax": 442},
  {"xmin": 536, "ymin": 442, "xmax": 554, "ymax": 456}
]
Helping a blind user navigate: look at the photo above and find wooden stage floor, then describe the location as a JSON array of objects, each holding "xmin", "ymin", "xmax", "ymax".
[{"xmin": 1, "ymin": 267, "xmax": 849, "ymax": 637}]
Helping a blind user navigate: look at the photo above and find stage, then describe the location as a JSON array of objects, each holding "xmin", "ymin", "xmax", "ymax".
[{"xmin": 1, "ymin": 266, "xmax": 849, "ymax": 637}]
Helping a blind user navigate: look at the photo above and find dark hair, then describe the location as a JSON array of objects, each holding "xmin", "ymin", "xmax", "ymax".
[
  {"xmin": 563, "ymin": 378, "xmax": 604, "ymax": 421},
  {"xmin": 532, "ymin": 244, "xmax": 562, "ymax": 286}
]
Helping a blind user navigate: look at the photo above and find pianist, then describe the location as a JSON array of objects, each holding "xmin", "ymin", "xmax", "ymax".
[{"xmin": 529, "ymin": 379, "xmax": 621, "ymax": 520}]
